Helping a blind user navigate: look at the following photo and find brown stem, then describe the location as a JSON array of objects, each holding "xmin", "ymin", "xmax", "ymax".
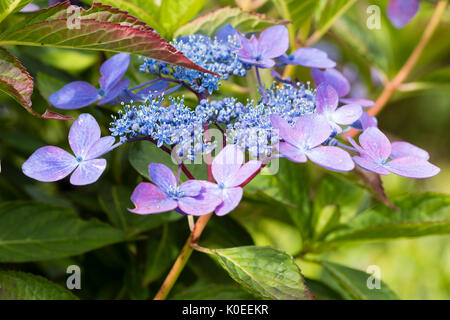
[{"xmin": 347, "ymin": 0, "xmax": 447, "ymax": 139}]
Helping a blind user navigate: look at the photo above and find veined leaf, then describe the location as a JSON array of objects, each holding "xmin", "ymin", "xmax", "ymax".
[
  {"xmin": 0, "ymin": 0, "xmax": 33, "ymax": 24},
  {"xmin": 0, "ymin": 47, "xmax": 32, "ymax": 109},
  {"xmin": 324, "ymin": 193, "xmax": 450, "ymax": 245},
  {"xmin": 0, "ymin": 271, "xmax": 78, "ymax": 300},
  {"xmin": 0, "ymin": 201, "xmax": 126, "ymax": 262},
  {"xmin": 172, "ymin": 280, "xmax": 256, "ymax": 300},
  {"xmin": 83, "ymin": 0, "xmax": 163, "ymax": 32},
  {"xmin": 205, "ymin": 245, "xmax": 313, "ymax": 300},
  {"xmin": 307, "ymin": 0, "xmax": 357, "ymax": 45},
  {"xmin": 0, "ymin": 47, "xmax": 70, "ymax": 119},
  {"xmin": 160, "ymin": 0, "xmax": 206, "ymax": 38},
  {"xmin": 320, "ymin": 261, "xmax": 398, "ymax": 300},
  {"xmin": 174, "ymin": 6, "xmax": 290, "ymax": 38},
  {"xmin": 0, "ymin": 2, "xmax": 214, "ymax": 74},
  {"xmin": 271, "ymin": 0, "xmax": 316, "ymax": 30}
]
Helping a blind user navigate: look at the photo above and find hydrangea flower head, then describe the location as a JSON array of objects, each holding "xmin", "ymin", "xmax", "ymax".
[
  {"xmin": 387, "ymin": 0, "xmax": 420, "ymax": 28},
  {"xmin": 347, "ymin": 127, "xmax": 439, "ymax": 178},
  {"xmin": 129, "ymin": 163, "xmax": 221, "ymax": 216},
  {"xmin": 277, "ymin": 47, "xmax": 336, "ymax": 69},
  {"xmin": 271, "ymin": 114, "xmax": 354, "ymax": 172},
  {"xmin": 202, "ymin": 145, "xmax": 261, "ymax": 216},
  {"xmin": 237, "ymin": 25, "xmax": 289, "ymax": 68},
  {"xmin": 49, "ymin": 53, "xmax": 130, "ymax": 109},
  {"xmin": 22, "ymin": 113, "xmax": 115, "ymax": 185}
]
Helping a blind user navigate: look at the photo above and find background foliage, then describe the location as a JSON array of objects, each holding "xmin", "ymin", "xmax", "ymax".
[{"xmin": 0, "ymin": 0, "xmax": 449, "ymax": 300}]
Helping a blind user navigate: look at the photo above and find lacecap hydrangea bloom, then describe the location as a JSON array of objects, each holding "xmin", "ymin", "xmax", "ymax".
[{"xmin": 22, "ymin": 23, "xmax": 440, "ymax": 220}]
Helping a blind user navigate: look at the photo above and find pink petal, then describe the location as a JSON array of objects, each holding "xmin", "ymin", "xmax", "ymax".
[
  {"xmin": 22, "ymin": 146, "xmax": 77, "ymax": 182},
  {"xmin": 332, "ymin": 104, "xmax": 363, "ymax": 125},
  {"xmin": 129, "ymin": 182, "xmax": 177, "ymax": 215},
  {"xmin": 98, "ymin": 79, "xmax": 130, "ymax": 105},
  {"xmin": 215, "ymin": 187, "xmax": 244, "ymax": 216},
  {"xmin": 149, "ymin": 163, "xmax": 177, "ymax": 194},
  {"xmin": 390, "ymin": 141, "xmax": 429, "ymax": 160},
  {"xmin": 340, "ymin": 98, "xmax": 376, "ymax": 107},
  {"xmin": 306, "ymin": 146, "xmax": 355, "ymax": 172},
  {"xmin": 353, "ymin": 155, "xmax": 390, "ymax": 175},
  {"xmin": 315, "ymin": 83, "xmax": 339, "ymax": 113},
  {"xmin": 359, "ymin": 127, "xmax": 391, "ymax": 161},
  {"xmin": 258, "ymin": 25, "xmax": 289, "ymax": 59},
  {"xmin": 270, "ymin": 114, "xmax": 302, "ymax": 146},
  {"xmin": 49, "ymin": 81, "xmax": 100, "ymax": 110},
  {"xmin": 294, "ymin": 114, "xmax": 332, "ymax": 148},
  {"xmin": 212, "ymin": 145, "xmax": 244, "ymax": 184},
  {"xmin": 228, "ymin": 160, "xmax": 262, "ymax": 187},
  {"xmin": 387, "ymin": 0, "xmax": 420, "ymax": 29},
  {"xmin": 179, "ymin": 180, "xmax": 202, "ymax": 197},
  {"xmin": 279, "ymin": 142, "xmax": 307, "ymax": 163},
  {"xmin": 99, "ymin": 53, "xmax": 130, "ymax": 92},
  {"xmin": 69, "ymin": 159, "xmax": 106, "ymax": 186},
  {"xmin": 68, "ymin": 113, "xmax": 101, "ymax": 159},
  {"xmin": 384, "ymin": 157, "xmax": 440, "ymax": 178},
  {"xmin": 85, "ymin": 136, "xmax": 116, "ymax": 160},
  {"xmin": 177, "ymin": 193, "xmax": 222, "ymax": 216},
  {"xmin": 311, "ymin": 68, "xmax": 350, "ymax": 98}
]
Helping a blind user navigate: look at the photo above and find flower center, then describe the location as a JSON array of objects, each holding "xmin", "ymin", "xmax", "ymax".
[
  {"xmin": 167, "ymin": 185, "xmax": 184, "ymax": 199},
  {"xmin": 75, "ymin": 156, "xmax": 83, "ymax": 163},
  {"xmin": 98, "ymin": 89, "xmax": 105, "ymax": 96}
]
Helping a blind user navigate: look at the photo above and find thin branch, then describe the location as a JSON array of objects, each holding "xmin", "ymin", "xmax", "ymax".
[{"xmin": 347, "ymin": 0, "xmax": 447, "ymax": 139}]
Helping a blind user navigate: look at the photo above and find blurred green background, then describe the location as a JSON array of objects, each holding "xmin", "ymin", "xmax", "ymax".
[{"xmin": 0, "ymin": 0, "xmax": 449, "ymax": 299}]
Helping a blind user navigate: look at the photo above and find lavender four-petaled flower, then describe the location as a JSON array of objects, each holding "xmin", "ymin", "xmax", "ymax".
[
  {"xmin": 201, "ymin": 145, "xmax": 261, "ymax": 216},
  {"xmin": 237, "ymin": 25, "xmax": 289, "ymax": 68},
  {"xmin": 129, "ymin": 163, "xmax": 222, "ymax": 216},
  {"xmin": 271, "ymin": 114, "xmax": 355, "ymax": 172},
  {"xmin": 347, "ymin": 127, "xmax": 439, "ymax": 178},
  {"xmin": 49, "ymin": 53, "xmax": 131, "ymax": 109},
  {"xmin": 315, "ymin": 83, "xmax": 362, "ymax": 134},
  {"xmin": 277, "ymin": 47, "xmax": 336, "ymax": 69},
  {"xmin": 387, "ymin": 0, "xmax": 420, "ymax": 29},
  {"xmin": 22, "ymin": 113, "xmax": 116, "ymax": 185},
  {"xmin": 311, "ymin": 68, "xmax": 377, "ymax": 130}
]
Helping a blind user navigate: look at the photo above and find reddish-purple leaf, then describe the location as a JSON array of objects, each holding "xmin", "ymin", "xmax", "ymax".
[
  {"xmin": 0, "ymin": 47, "xmax": 73, "ymax": 120},
  {"xmin": 0, "ymin": 2, "xmax": 216, "ymax": 75},
  {"xmin": 354, "ymin": 167, "xmax": 397, "ymax": 210}
]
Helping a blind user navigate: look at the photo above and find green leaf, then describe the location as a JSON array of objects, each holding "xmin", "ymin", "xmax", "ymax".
[
  {"xmin": 304, "ymin": 277, "xmax": 343, "ymax": 300},
  {"xmin": 332, "ymin": 15, "xmax": 389, "ymax": 72},
  {"xmin": 129, "ymin": 140, "xmax": 207, "ymax": 180},
  {"xmin": 308, "ymin": 0, "xmax": 357, "ymax": 45},
  {"xmin": 0, "ymin": 47, "xmax": 70, "ymax": 119},
  {"xmin": 231, "ymin": 199, "xmax": 302, "ymax": 255},
  {"xmin": 142, "ymin": 223, "xmax": 179, "ymax": 285},
  {"xmin": 174, "ymin": 6, "xmax": 289, "ymax": 38},
  {"xmin": 320, "ymin": 261, "xmax": 398, "ymax": 300},
  {"xmin": 205, "ymin": 245, "xmax": 312, "ymax": 300},
  {"xmin": 0, "ymin": 271, "xmax": 78, "ymax": 300},
  {"xmin": 324, "ymin": 193, "xmax": 450, "ymax": 245},
  {"xmin": 0, "ymin": 2, "xmax": 213, "ymax": 74},
  {"xmin": 271, "ymin": 0, "xmax": 317, "ymax": 30},
  {"xmin": 0, "ymin": 47, "xmax": 33, "ymax": 111},
  {"xmin": 83, "ymin": 0, "xmax": 163, "ymax": 32},
  {"xmin": 172, "ymin": 280, "xmax": 256, "ymax": 300},
  {"xmin": 98, "ymin": 185, "xmax": 181, "ymax": 236},
  {"xmin": 0, "ymin": 0, "xmax": 33, "ymax": 24},
  {"xmin": 160, "ymin": 0, "xmax": 206, "ymax": 38},
  {"xmin": 36, "ymin": 72, "xmax": 67, "ymax": 101},
  {"xmin": 0, "ymin": 201, "xmax": 126, "ymax": 262}
]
